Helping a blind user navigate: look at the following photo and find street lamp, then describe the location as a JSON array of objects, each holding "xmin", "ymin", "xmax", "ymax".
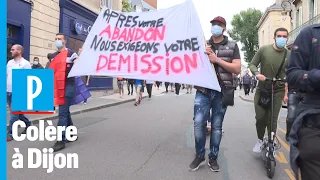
[{"xmin": 281, "ymin": 0, "xmax": 293, "ymax": 21}]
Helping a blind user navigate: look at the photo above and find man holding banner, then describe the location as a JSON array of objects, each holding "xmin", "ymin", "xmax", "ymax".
[
  {"xmin": 190, "ymin": 16, "xmax": 241, "ymax": 172},
  {"xmin": 67, "ymin": 0, "xmax": 231, "ymax": 170}
]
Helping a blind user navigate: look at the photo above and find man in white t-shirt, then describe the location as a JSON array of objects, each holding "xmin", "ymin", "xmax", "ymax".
[
  {"xmin": 6, "ymin": 44, "xmax": 32, "ymax": 142},
  {"xmin": 145, "ymin": 80, "xmax": 154, "ymax": 99}
]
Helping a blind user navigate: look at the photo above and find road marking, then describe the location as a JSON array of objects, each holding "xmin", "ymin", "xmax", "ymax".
[
  {"xmin": 278, "ymin": 128, "xmax": 286, "ymax": 134},
  {"xmin": 285, "ymin": 169, "xmax": 296, "ymax": 180},
  {"xmin": 275, "ymin": 152, "xmax": 288, "ymax": 163},
  {"xmin": 277, "ymin": 135, "xmax": 290, "ymax": 151}
]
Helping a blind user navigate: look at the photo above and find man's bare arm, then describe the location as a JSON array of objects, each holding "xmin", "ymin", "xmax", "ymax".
[{"xmin": 215, "ymin": 58, "xmax": 241, "ymax": 74}]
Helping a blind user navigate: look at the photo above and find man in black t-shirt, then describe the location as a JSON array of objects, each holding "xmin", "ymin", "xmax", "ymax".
[{"xmin": 190, "ymin": 16, "xmax": 241, "ymax": 172}]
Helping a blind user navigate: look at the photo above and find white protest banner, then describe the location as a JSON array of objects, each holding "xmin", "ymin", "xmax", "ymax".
[{"xmin": 68, "ymin": 0, "xmax": 221, "ymax": 91}]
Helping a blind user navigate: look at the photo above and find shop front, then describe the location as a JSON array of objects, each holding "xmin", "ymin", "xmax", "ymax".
[
  {"xmin": 59, "ymin": 0, "xmax": 113, "ymax": 90},
  {"xmin": 7, "ymin": 0, "xmax": 32, "ymax": 62}
]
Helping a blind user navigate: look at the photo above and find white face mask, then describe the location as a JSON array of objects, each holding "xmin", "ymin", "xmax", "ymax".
[
  {"xmin": 33, "ymin": 61, "xmax": 39, "ymax": 65},
  {"xmin": 211, "ymin": 25, "xmax": 224, "ymax": 37}
]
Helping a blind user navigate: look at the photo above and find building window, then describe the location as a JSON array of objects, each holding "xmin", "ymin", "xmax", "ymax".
[
  {"xmin": 7, "ymin": 43, "xmax": 13, "ymax": 62},
  {"xmin": 7, "ymin": 24, "xmax": 20, "ymax": 62},
  {"xmin": 69, "ymin": 37, "xmax": 84, "ymax": 53},
  {"xmin": 7, "ymin": 24, "xmax": 18, "ymax": 38},
  {"xmin": 296, "ymin": 6, "xmax": 303, "ymax": 27},
  {"xmin": 101, "ymin": 0, "xmax": 112, "ymax": 9},
  {"xmin": 309, "ymin": 0, "xmax": 315, "ymax": 19},
  {"xmin": 314, "ymin": 0, "xmax": 318, "ymax": 17},
  {"xmin": 262, "ymin": 30, "xmax": 264, "ymax": 45}
]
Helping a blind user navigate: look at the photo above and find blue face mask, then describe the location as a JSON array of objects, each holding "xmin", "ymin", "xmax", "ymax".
[
  {"xmin": 55, "ymin": 40, "xmax": 63, "ymax": 49},
  {"xmin": 275, "ymin": 37, "xmax": 287, "ymax": 49},
  {"xmin": 211, "ymin": 25, "xmax": 223, "ymax": 37}
]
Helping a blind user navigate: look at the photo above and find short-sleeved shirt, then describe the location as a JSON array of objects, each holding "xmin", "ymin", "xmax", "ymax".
[
  {"xmin": 50, "ymin": 48, "xmax": 78, "ymax": 85},
  {"xmin": 7, "ymin": 58, "xmax": 31, "ymax": 92}
]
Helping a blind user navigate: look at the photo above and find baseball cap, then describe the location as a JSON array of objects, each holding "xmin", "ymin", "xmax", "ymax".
[{"xmin": 210, "ymin": 16, "xmax": 226, "ymax": 26}]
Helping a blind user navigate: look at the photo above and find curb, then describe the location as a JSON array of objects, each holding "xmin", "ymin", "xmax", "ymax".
[
  {"xmin": 239, "ymin": 95, "xmax": 254, "ymax": 103},
  {"xmin": 7, "ymin": 91, "xmax": 165, "ymax": 128}
]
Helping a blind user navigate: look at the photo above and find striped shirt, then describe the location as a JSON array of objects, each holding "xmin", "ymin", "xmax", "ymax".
[{"xmin": 50, "ymin": 48, "xmax": 78, "ymax": 85}]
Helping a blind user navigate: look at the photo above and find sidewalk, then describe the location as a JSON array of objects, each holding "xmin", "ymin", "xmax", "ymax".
[{"xmin": 6, "ymin": 86, "xmax": 166, "ymax": 126}]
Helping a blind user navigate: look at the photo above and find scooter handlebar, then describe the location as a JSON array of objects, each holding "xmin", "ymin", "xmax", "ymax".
[{"xmin": 265, "ymin": 77, "xmax": 286, "ymax": 82}]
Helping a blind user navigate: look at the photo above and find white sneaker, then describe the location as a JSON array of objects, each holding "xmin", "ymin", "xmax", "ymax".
[{"xmin": 253, "ymin": 139, "xmax": 263, "ymax": 153}]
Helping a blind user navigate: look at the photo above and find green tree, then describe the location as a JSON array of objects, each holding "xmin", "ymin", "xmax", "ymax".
[
  {"xmin": 228, "ymin": 8, "xmax": 262, "ymax": 62},
  {"xmin": 122, "ymin": 0, "xmax": 133, "ymax": 12}
]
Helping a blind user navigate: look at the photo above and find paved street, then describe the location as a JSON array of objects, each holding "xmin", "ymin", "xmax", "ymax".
[{"xmin": 7, "ymin": 89, "xmax": 295, "ymax": 180}]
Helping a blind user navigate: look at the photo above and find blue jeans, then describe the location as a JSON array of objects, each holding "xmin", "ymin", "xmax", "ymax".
[
  {"xmin": 58, "ymin": 84, "xmax": 75, "ymax": 142},
  {"xmin": 7, "ymin": 92, "xmax": 31, "ymax": 136},
  {"xmin": 286, "ymin": 91, "xmax": 301, "ymax": 136},
  {"xmin": 287, "ymin": 91, "xmax": 301, "ymax": 123},
  {"xmin": 193, "ymin": 90, "xmax": 227, "ymax": 159}
]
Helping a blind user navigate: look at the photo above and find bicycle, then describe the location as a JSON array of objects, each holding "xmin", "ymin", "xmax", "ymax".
[{"xmin": 260, "ymin": 77, "xmax": 283, "ymax": 179}]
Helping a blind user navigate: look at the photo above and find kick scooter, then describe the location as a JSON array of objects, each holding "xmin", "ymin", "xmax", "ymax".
[{"xmin": 260, "ymin": 77, "xmax": 283, "ymax": 179}]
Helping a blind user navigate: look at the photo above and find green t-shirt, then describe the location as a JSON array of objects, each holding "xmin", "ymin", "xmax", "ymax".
[{"xmin": 248, "ymin": 44, "xmax": 290, "ymax": 90}]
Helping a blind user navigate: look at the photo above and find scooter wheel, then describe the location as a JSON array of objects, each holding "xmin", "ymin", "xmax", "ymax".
[{"xmin": 267, "ymin": 159, "xmax": 276, "ymax": 179}]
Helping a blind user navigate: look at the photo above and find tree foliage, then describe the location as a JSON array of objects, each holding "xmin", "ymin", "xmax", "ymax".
[
  {"xmin": 122, "ymin": 0, "xmax": 133, "ymax": 12},
  {"xmin": 228, "ymin": 8, "xmax": 262, "ymax": 62}
]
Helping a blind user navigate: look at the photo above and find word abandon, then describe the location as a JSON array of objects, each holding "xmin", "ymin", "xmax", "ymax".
[
  {"xmin": 103, "ymin": 9, "xmax": 164, "ymax": 28},
  {"xmin": 96, "ymin": 52, "xmax": 200, "ymax": 75},
  {"xmin": 98, "ymin": 25, "xmax": 166, "ymax": 42},
  {"xmin": 91, "ymin": 35, "xmax": 200, "ymax": 54},
  {"xmin": 12, "ymin": 148, "xmax": 78, "ymax": 173},
  {"xmin": 12, "ymin": 120, "xmax": 77, "ymax": 142}
]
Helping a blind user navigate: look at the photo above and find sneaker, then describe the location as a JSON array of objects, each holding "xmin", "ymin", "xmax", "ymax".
[
  {"xmin": 189, "ymin": 156, "xmax": 206, "ymax": 171},
  {"xmin": 208, "ymin": 158, "xmax": 220, "ymax": 172},
  {"xmin": 52, "ymin": 141, "xmax": 66, "ymax": 152},
  {"xmin": 253, "ymin": 139, "xmax": 263, "ymax": 153}
]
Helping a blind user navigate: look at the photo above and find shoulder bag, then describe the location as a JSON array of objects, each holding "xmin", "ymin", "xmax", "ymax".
[{"xmin": 215, "ymin": 64, "xmax": 235, "ymax": 106}]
